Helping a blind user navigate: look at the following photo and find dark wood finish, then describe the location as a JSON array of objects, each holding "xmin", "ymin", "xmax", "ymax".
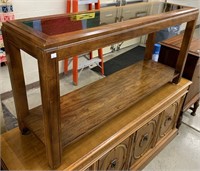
[
  {"xmin": 144, "ymin": 32, "xmax": 156, "ymax": 60},
  {"xmin": 159, "ymin": 35, "xmax": 200, "ymax": 116},
  {"xmin": 191, "ymin": 99, "xmax": 199, "ymax": 116},
  {"xmin": 37, "ymin": 52, "xmax": 62, "ymax": 168},
  {"xmin": 60, "ymin": 61, "xmax": 174, "ymax": 147},
  {"xmin": 1, "ymin": 37, "xmax": 29, "ymax": 134},
  {"xmin": 1, "ymin": 159, "xmax": 8, "ymax": 170},
  {"xmin": 130, "ymin": 115, "xmax": 159, "ymax": 165},
  {"xmin": 2, "ymin": 6, "xmax": 198, "ymax": 61},
  {"xmin": 25, "ymin": 60, "xmax": 174, "ymax": 147},
  {"xmin": 0, "ymin": 79, "xmax": 191, "ymax": 171},
  {"xmin": 157, "ymin": 98, "xmax": 184, "ymax": 141},
  {"xmin": 1, "ymin": 2, "xmax": 198, "ymax": 169},
  {"xmin": 129, "ymin": 96, "xmax": 185, "ymax": 170},
  {"xmin": 173, "ymin": 20, "xmax": 197, "ymax": 83},
  {"xmin": 1, "ymin": 8, "xmax": 194, "ymax": 47}
]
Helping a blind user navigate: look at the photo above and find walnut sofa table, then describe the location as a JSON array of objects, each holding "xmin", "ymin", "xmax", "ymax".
[{"xmin": 2, "ymin": 1, "xmax": 198, "ymax": 169}]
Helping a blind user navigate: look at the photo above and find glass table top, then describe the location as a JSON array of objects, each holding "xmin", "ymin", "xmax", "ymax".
[{"xmin": 23, "ymin": 2, "xmax": 183, "ymax": 36}]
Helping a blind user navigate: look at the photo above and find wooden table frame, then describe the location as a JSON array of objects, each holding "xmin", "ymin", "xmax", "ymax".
[
  {"xmin": 159, "ymin": 35, "xmax": 200, "ymax": 117},
  {"xmin": 2, "ymin": 2, "xmax": 198, "ymax": 168}
]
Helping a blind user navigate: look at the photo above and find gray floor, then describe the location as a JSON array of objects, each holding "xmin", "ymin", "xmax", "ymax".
[{"xmin": 143, "ymin": 111, "xmax": 200, "ymax": 171}]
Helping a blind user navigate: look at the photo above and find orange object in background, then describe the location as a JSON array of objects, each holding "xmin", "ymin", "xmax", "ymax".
[{"xmin": 64, "ymin": 0, "xmax": 104, "ymax": 85}]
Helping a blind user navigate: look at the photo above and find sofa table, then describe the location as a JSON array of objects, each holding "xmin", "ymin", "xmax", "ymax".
[{"xmin": 1, "ymin": 1, "xmax": 198, "ymax": 169}]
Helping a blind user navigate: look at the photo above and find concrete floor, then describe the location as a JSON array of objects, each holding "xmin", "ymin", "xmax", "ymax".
[{"xmin": 143, "ymin": 111, "xmax": 200, "ymax": 171}]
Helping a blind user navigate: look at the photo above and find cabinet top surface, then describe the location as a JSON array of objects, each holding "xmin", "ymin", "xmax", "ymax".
[{"xmin": 161, "ymin": 34, "xmax": 200, "ymax": 57}]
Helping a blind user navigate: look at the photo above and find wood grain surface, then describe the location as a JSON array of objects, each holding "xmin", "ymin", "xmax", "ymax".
[
  {"xmin": 1, "ymin": 78, "xmax": 191, "ymax": 171},
  {"xmin": 60, "ymin": 60, "xmax": 174, "ymax": 147},
  {"xmin": 24, "ymin": 60, "xmax": 174, "ymax": 147},
  {"xmin": 160, "ymin": 34, "xmax": 200, "ymax": 57}
]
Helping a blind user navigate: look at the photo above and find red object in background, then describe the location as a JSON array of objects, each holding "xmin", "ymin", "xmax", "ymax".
[
  {"xmin": 41, "ymin": 17, "xmax": 82, "ymax": 36},
  {"xmin": 66, "ymin": 0, "xmax": 100, "ymax": 13},
  {"xmin": 0, "ymin": 12, "xmax": 15, "ymax": 22},
  {"xmin": 0, "ymin": 35, "xmax": 6, "ymax": 64},
  {"xmin": 0, "ymin": 11, "xmax": 15, "ymax": 64},
  {"xmin": 0, "ymin": 54, "xmax": 6, "ymax": 63},
  {"xmin": 64, "ymin": 0, "xmax": 103, "ymax": 85}
]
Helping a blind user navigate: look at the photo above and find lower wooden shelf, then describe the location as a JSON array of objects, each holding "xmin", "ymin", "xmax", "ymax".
[
  {"xmin": 24, "ymin": 60, "xmax": 175, "ymax": 147},
  {"xmin": 1, "ymin": 78, "xmax": 191, "ymax": 170}
]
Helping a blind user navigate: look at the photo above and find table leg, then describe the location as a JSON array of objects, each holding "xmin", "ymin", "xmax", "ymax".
[
  {"xmin": 191, "ymin": 99, "xmax": 199, "ymax": 116},
  {"xmin": 144, "ymin": 32, "xmax": 156, "ymax": 60},
  {"xmin": 173, "ymin": 19, "xmax": 197, "ymax": 83},
  {"xmin": 73, "ymin": 55, "xmax": 78, "ymax": 85},
  {"xmin": 3, "ymin": 40, "xmax": 29, "ymax": 134},
  {"xmin": 64, "ymin": 58, "xmax": 69, "ymax": 74},
  {"xmin": 98, "ymin": 48, "xmax": 104, "ymax": 75},
  {"xmin": 38, "ymin": 52, "xmax": 62, "ymax": 169}
]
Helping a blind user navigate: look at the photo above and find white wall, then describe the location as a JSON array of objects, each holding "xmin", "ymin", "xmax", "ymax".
[
  {"xmin": 168, "ymin": 0, "xmax": 200, "ymax": 25},
  {"xmin": 11, "ymin": 1, "xmax": 66, "ymax": 87},
  {"xmin": 13, "ymin": 0, "xmax": 66, "ymax": 19}
]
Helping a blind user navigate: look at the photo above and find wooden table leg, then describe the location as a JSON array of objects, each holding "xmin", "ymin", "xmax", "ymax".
[
  {"xmin": 73, "ymin": 55, "xmax": 78, "ymax": 85},
  {"xmin": 64, "ymin": 58, "xmax": 69, "ymax": 74},
  {"xmin": 176, "ymin": 111, "xmax": 183, "ymax": 129},
  {"xmin": 98, "ymin": 48, "xmax": 104, "ymax": 75},
  {"xmin": 173, "ymin": 19, "xmax": 197, "ymax": 83},
  {"xmin": 144, "ymin": 32, "xmax": 156, "ymax": 60},
  {"xmin": 3, "ymin": 40, "xmax": 29, "ymax": 134},
  {"xmin": 191, "ymin": 99, "xmax": 199, "ymax": 116},
  {"xmin": 38, "ymin": 52, "xmax": 62, "ymax": 169}
]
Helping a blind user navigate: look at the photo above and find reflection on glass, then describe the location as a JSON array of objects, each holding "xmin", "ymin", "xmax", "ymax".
[{"xmin": 23, "ymin": 2, "xmax": 183, "ymax": 36}]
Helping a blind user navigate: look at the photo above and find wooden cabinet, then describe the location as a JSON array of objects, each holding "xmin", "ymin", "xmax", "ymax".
[
  {"xmin": 158, "ymin": 100, "xmax": 182, "ymax": 141},
  {"xmin": 97, "ymin": 138, "xmax": 130, "ymax": 170},
  {"xmin": 1, "ymin": 1, "xmax": 198, "ymax": 170},
  {"xmin": 159, "ymin": 35, "xmax": 200, "ymax": 116},
  {"xmin": 94, "ymin": 97, "xmax": 185, "ymax": 171},
  {"xmin": 0, "ymin": 79, "xmax": 192, "ymax": 171},
  {"xmin": 130, "ymin": 115, "xmax": 159, "ymax": 165},
  {"xmin": 88, "ymin": 96, "xmax": 186, "ymax": 171}
]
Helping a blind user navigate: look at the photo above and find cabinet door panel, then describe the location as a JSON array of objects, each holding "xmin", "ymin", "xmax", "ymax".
[
  {"xmin": 131, "ymin": 115, "xmax": 159, "ymax": 164},
  {"xmin": 158, "ymin": 100, "xmax": 180, "ymax": 140},
  {"xmin": 84, "ymin": 164, "xmax": 97, "ymax": 171},
  {"xmin": 97, "ymin": 138, "xmax": 130, "ymax": 170}
]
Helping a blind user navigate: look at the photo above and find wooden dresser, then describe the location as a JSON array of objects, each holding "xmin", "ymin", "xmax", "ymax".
[
  {"xmin": 1, "ymin": 78, "xmax": 192, "ymax": 170},
  {"xmin": 1, "ymin": 1, "xmax": 198, "ymax": 170},
  {"xmin": 159, "ymin": 35, "xmax": 200, "ymax": 116}
]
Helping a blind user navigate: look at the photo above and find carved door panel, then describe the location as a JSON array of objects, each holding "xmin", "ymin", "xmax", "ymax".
[
  {"xmin": 130, "ymin": 115, "xmax": 159, "ymax": 165},
  {"xmin": 158, "ymin": 100, "xmax": 181, "ymax": 141},
  {"xmin": 97, "ymin": 138, "xmax": 130, "ymax": 170},
  {"xmin": 84, "ymin": 164, "xmax": 97, "ymax": 171}
]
